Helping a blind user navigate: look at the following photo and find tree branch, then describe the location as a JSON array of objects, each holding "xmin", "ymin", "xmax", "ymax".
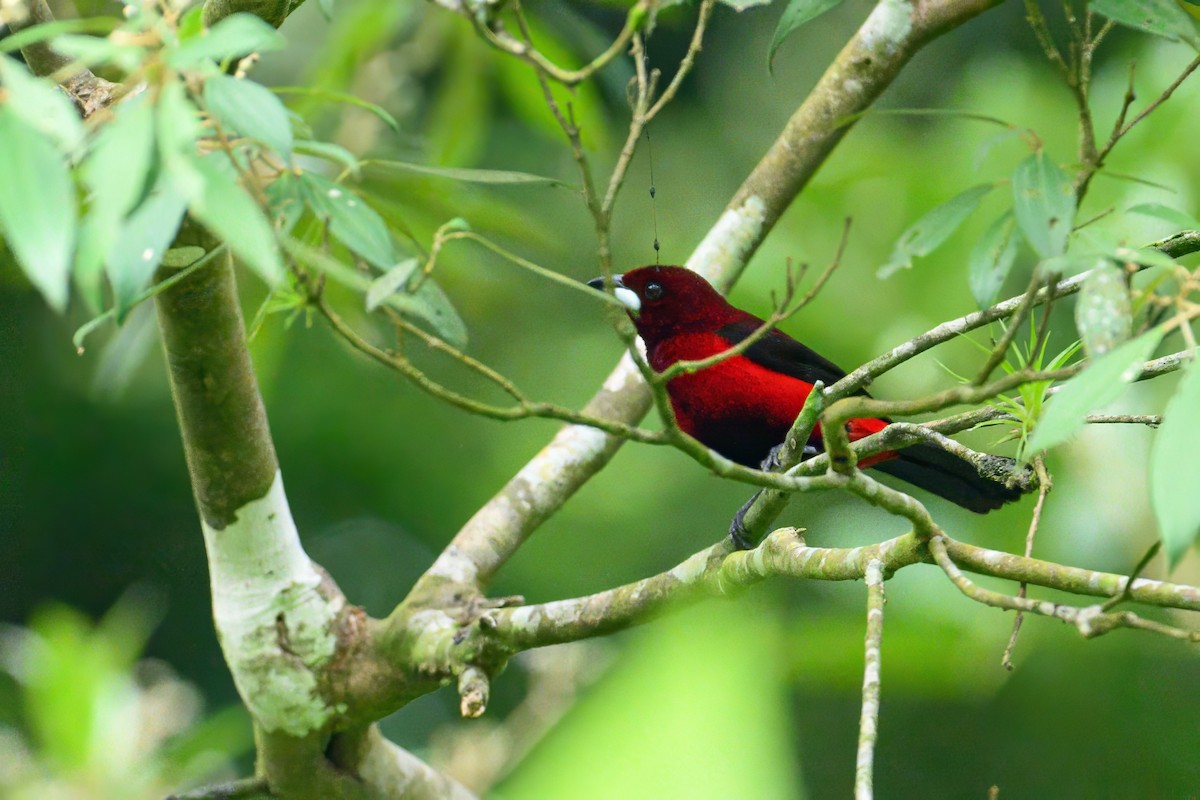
[{"xmin": 409, "ymin": 0, "xmax": 1009, "ymax": 604}]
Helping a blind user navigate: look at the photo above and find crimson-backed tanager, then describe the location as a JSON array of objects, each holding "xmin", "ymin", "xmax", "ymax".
[{"xmin": 589, "ymin": 265, "xmax": 1024, "ymax": 522}]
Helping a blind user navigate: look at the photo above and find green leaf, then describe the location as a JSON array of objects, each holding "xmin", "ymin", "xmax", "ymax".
[
  {"xmin": 0, "ymin": 107, "xmax": 76, "ymax": 312},
  {"xmin": 167, "ymin": 13, "xmax": 286, "ymax": 69},
  {"xmin": 81, "ymin": 94, "xmax": 157, "ymax": 218},
  {"xmin": 177, "ymin": 5, "xmax": 204, "ymax": 41},
  {"xmin": 1150, "ymin": 354, "xmax": 1200, "ymax": 568},
  {"xmin": 156, "ymin": 80, "xmax": 205, "ymax": 199},
  {"xmin": 52, "ymin": 34, "xmax": 146, "ymax": 72},
  {"xmin": 365, "ymin": 257, "xmax": 418, "ymax": 311},
  {"xmin": 293, "ymin": 139, "xmax": 360, "ymax": 173},
  {"xmin": 76, "ymin": 95, "xmax": 157, "ymax": 314},
  {"xmin": 105, "ymin": 182, "xmax": 189, "ymax": 321},
  {"xmin": 968, "ymin": 211, "xmax": 1019, "ymax": 309},
  {"xmin": 285, "ymin": 239, "xmax": 467, "ymax": 348},
  {"xmin": 1089, "ymin": 0, "xmax": 1200, "ymax": 46},
  {"xmin": 877, "ymin": 183, "xmax": 994, "ymax": 278},
  {"xmin": 768, "ymin": 0, "xmax": 845, "ymax": 71},
  {"xmin": 272, "ymin": 86, "xmax": 399, "ymax": 132},
  {"xmin": 300, "ymin": 172, "xmax": 396, "ymax": 270},
  {"xmin": 368, "ymin": 159, "xmax": 570, "ymax": 187},
  {"xmin": 1074, "ymin": 260, "xmax": 1131, "ymax": 358},
  {"xmin": 1025, "ymin": 327, "xmax": 1164, "ymax": 455},
  {"xmin": 0, "ymin": 54, "xmax": 86, "ymax": 155},
  {"xmin": 185, "ymin": 154, "xmax": 284, "ymax": 286},
  {"xmin": 203, "ymin": 73, "xmax": 293, "ymax": 160},
  {"xmin": 1126, "ymin": 202, "xmax": 1200, "ymax": 231},
  {"xmin": 0, "ymin": 16, "xmax": 118, "ymax": 55},
  {"xmin": 1012, "ymin": 150, "xmax": 1076, "ymax": 259}
]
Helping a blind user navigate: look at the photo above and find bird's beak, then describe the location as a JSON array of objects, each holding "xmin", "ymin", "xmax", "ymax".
[{"xmin": 586, "ymin": 274, "xmax": 641, "ymax": 313}]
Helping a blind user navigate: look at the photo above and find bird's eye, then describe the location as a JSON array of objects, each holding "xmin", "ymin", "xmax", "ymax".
[{"xmin": 644, "ymin": 282, "xmax": 664, "ymax": 301}]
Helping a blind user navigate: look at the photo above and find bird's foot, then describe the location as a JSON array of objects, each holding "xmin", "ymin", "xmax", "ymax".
[
  {"xmin": 727, "ymin": 492, "xmax": 763, "ymax": 550},
  {"xmin": 759, "ymin": 443, "xmax": 819, "ymax": 473}
]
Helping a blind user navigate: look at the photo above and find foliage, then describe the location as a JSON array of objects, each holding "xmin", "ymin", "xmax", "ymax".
[
  {"xmin": 3, "ymin": 0, "xmax": 1200, "ymax": 797},
  {"xmin": 0, "ymin": 596, "xmax": 252, "ymax": 799}
]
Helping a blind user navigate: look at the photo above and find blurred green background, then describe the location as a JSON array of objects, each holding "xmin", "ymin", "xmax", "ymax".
[{"xmin": 2, "ymin": 0, "xmax": 1199, "ymax": 796}]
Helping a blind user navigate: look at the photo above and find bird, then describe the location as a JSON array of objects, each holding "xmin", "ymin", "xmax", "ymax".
[{"xmin": 588, "ymin": 265, "xmax": 1026, "ymax": 525}]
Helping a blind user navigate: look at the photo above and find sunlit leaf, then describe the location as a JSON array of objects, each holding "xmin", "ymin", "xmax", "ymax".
[
  {"xmin": 968, "ymin": 211, "xmax": 1019, "ymax": 308},
  {"xmin": 0, "ymin": 54, "xmax": 86, "ymax": 155},
  {"xmin": 186, "ymin": 154, "xmax": 284, "ymax": 286},
  {"xmin": 168, "ymin": 13, "xmax": 286, "ymax": 68},
  {"xmin": 1090, "ymin": 0, "xmax": 1200, "ymax": 46},
  {"xmin": 365, "ymin": 257, "xmax": 418, "ymax": 311},
  {"xmin": 1075, "ymin": 260, "xmax": 1131, "ymax": 358},
  {"xmin": 768, "ymin": 0, "xmax": 845, "ymax": 71},
  {"xmin": 1025, "ymin": 327, "xmax": 1164, "ymax": 455},
  {"xmin": 368, "ymin": 160, "xmax": 570, "ymax": 187},
  {"xmin": 878, "ymin": 183, "xmax": 994, "ymax": 278},
  {"xmin": 0, "ymin": 107, "xmax": 76, "ymax": 312},
  {"xmin": 203, "ymin": 74, "xmax": 293, "ymax": 160},
  {"xmin": 105, "ymin": 182, "xmax": 189, "ymax": 321},
  {"xmin": 1012, "ymin": 150, "xmax": 1076, "ymax": 259},
  {"xmin": 1150, "ymin": 354, "xmax": 1200, "ymax": 568},
  {"xmin": 301, "ymin": 172, "xmax": 396, "ymax": 270}
]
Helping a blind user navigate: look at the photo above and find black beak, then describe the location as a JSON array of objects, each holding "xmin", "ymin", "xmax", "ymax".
[{"xmin": 586, "ymin": 274, "xmax": 623, "ymax": 291}]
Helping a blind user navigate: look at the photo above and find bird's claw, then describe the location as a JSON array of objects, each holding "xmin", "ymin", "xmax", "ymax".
[
  {"xmin": 759, "ymin": 442, "xmax": 819, "ymax": 473},
  {"xmin": 727, "ymin": 492, "xmax": 762, "ymax": 550}
]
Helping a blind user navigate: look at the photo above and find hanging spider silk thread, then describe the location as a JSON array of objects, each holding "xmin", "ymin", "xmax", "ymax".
[{"xmin": 646, "ymin": 127, "xmax": 660, "ymax": 265}]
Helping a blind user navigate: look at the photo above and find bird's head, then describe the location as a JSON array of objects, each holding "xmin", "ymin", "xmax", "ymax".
[{"xmin": 587, "ymin": 266, "xmax": 735, "ymax": 344}]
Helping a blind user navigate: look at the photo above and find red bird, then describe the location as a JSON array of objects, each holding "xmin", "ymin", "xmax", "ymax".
[{"xmin": 589, "ymin": 265, "xmax": 1023, "ymax": 517}]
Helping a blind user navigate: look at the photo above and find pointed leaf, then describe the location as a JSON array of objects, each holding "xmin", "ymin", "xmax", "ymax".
[
  {"xmin": 301, "ymin": 172, "xmax": 396, "ymax": 270},
  {"xmin": 768, "ymin": 0, "xmax": 845, "ymax": 71},
  {"xmin": 1025, "ymin": 327, "xmax": 1164, "ymax": 455},
  {"xmin": 203, "ymin": 74, "xmax": 293, "ymax": 160},
  {"xmin": 105, "ymin": 183, "xmax": 188, "ymax": 321},
  {"xmin": 968, "ymin": 211, "xmax": 1019, "ymax": 308},
  {"xmin": 878, "ymin": 183, "xmax": 994, "ymax": 278},
  {"xmin": 1090, "ymin": 0, "xmax": 1200, "ymax": 46},
  {"xmin": 0, "ymin": 54, "xmax": 85, "ymax": 155},
  {"xmin": 1150, "ymin": 355, "xmax": 1200, "ymax": 568},
  {"xmin": 365, "ymin": 257, "xmax": 418, "ymax": 311},
  {"xmin": 1075, "ymin": 260, "xmax": 1131, "ymax": 358},
  {"xmin": 1127, "ymin": 202, "xmax": 1200, "ymax": 231},
  {"xmin": 1012, "ymin": 151, "xmax": 1076, "ymax": 259},
  {"xmin": 369, "ymin": 160, "xmax": 571, "ymax": 187},
  {"xmin": 0, "ymin": 107, "xmax": 76, "ymax": 312},
  {"xmin": 168, "ymin": 13, "xmax": 286, "ymax": 68},
  {"xmin": 185, "ymin": 154, "xmax": 283, "ymax": 286}
]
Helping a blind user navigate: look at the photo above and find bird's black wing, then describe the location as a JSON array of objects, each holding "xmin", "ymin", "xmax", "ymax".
[{"xmin": 716, "ymin": 319, "xmax": 851, "ymax": 389}]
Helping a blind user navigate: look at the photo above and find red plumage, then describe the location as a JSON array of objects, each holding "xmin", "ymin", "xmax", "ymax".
[{"xmin": 591, "ymin": 265, "xmax": 1023, "ymax": 514}]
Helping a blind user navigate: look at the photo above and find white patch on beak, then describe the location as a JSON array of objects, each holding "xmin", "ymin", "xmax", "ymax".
[{"xmin": 613, "ymin": 286, "xmax": 641, "ymax": 312}]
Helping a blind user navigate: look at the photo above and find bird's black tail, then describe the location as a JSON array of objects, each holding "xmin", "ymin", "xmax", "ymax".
[{"xmin": 873, "ymin": 442, "xmax": 1030, "ymax": 513}]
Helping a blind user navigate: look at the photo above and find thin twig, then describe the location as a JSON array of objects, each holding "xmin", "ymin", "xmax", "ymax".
[{"xmin": 1001, "ymin": 456, "xmax": 1051, "ymax": 671}]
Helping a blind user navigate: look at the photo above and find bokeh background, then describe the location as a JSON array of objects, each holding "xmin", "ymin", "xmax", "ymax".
[{"xmin": 3, "ymin": 0, "xmax": 1199, "ymax": 796}]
